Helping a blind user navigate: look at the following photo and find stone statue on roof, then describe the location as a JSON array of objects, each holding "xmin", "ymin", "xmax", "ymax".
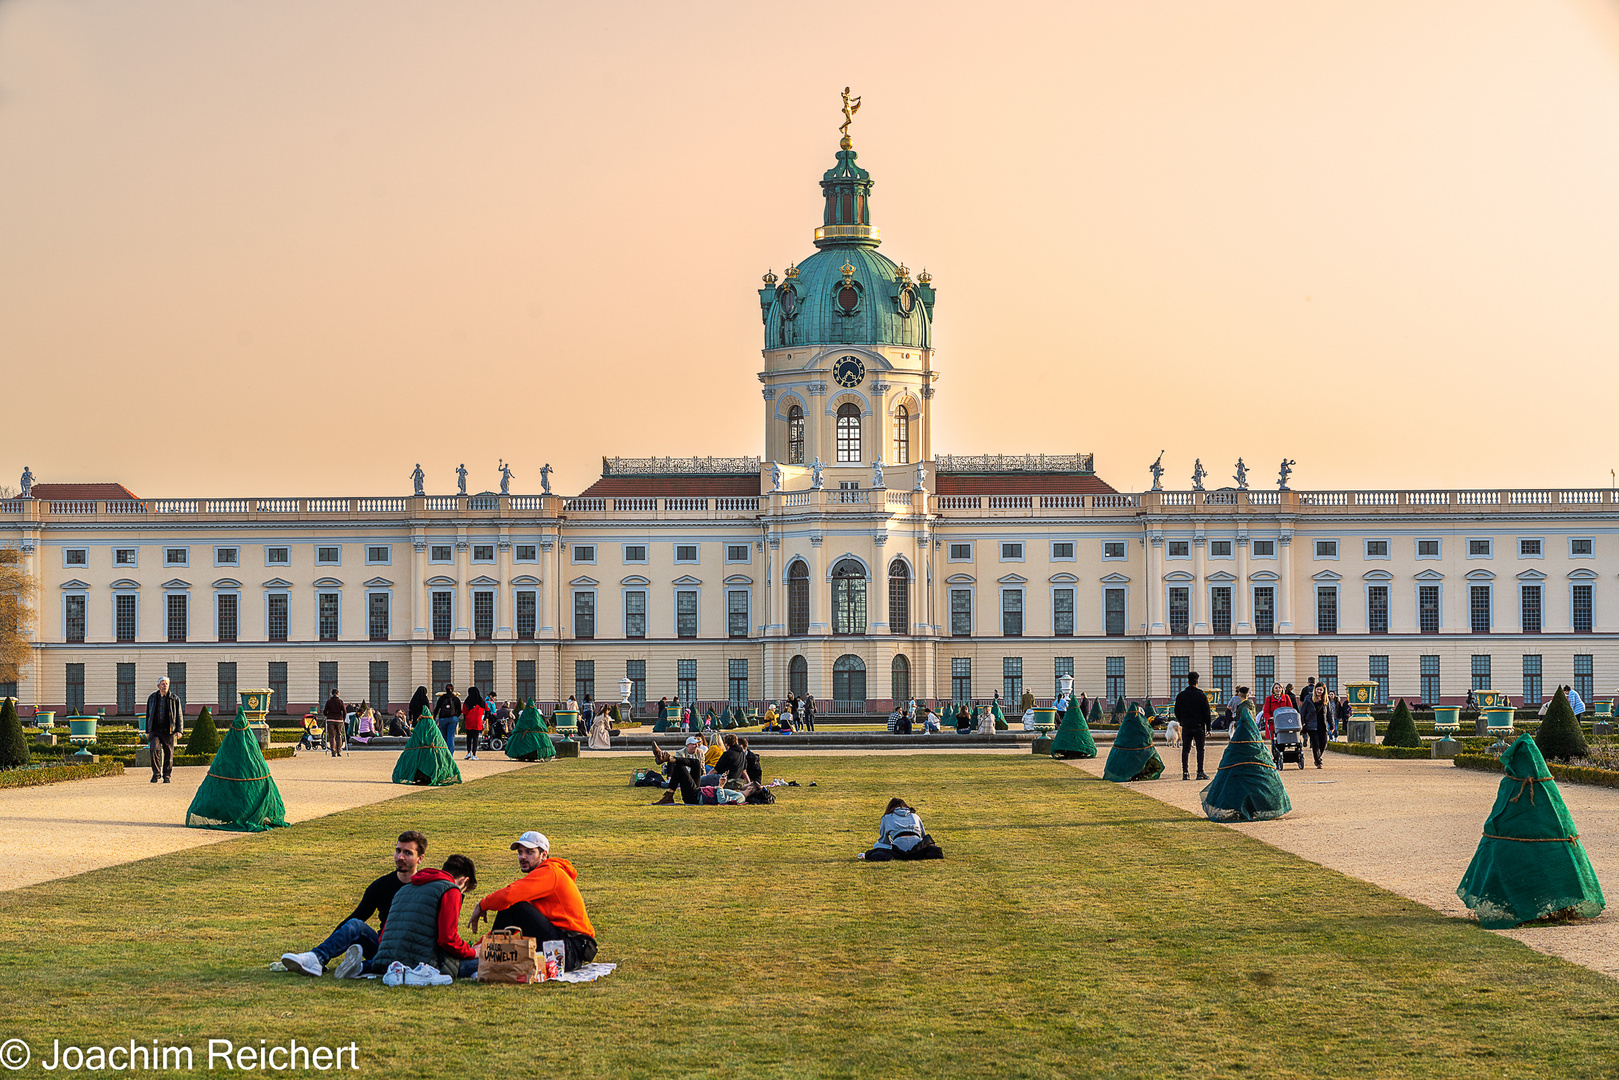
[
  {"xmin": 770, "ymin": 462, "xmax": 783, "ymax": 493},
  {"xmin": 1191, "ymin": 459, "xmax": 1207, "ymax": 492},
  {"xmin": 456, "ymin": 464, "xmax": 468, "ymax": 496},
  {"xmin": 1234, "ymin": 458, "xmax": 1249, "ymax": 490},
  {"xmin": 810, "ymin": 457, "xmax": 825, "ymax": 490},
  {"xmin": 409, "ymin": 464, "xmax": 425, "ymax": 496},
  {"xmin": 1148, "ymin": 452, "xmax": 1164, "ymax": 492},
  {"xmin": 872, "ymin": 459, "xmax": 885, "ymax": 488},
  {"xmin": 19, "ymin": 466, "xmax": 33, "ymax": 498},
  {"xmin": 498, "ymin": 460, "xmax": 514, "ymax": 495},
  {"xmin": 915, "ymin": 462, "xmax": 926, "ymax": 492},
  {"xmin": 1278, "ymin": 458, "xmax": 1296, "ymax": 491},
  {"xmin": 540, "ymin": 463, "xmax": 553, "ymax": 495}
]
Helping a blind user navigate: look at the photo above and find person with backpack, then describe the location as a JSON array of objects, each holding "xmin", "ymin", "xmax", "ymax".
[
  {"xmin": 433, "ymin": 683, "xmax": 462, "ymax": 751},
  {"xmin": 857, "ymin": 798, "xmax": 943, "ymax": 861}
]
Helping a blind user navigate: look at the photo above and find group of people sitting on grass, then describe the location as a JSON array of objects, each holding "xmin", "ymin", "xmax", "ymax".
[
  {"xmin": 648, "ymin": 734, "xmax": 774, "ymax": 804},
  {"xmin": 279, "ymin": 828, "xmax": 598, "ymax": 984}
]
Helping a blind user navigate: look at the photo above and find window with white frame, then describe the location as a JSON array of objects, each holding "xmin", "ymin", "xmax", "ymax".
[
  {"xmin": 726, "ymin": 544, "xmax": 750, "ymax": 563},
  {"xmin": 369, "ymin": 592, "xmax": 390, "ymax": 641},
  {"xmin": 515, "ymin": 590, "xmax": 536, "ymax": 640},
  {"xmin": 472, "ymin": 591, "xmax": 494, "ymax": 639},
  {"xmin": 1570, "ymin": 537, "xmax": 1594, "ymax": 558},
  {"xmin": 1001, "ymin": 589, "xmax": 1023, "ymax": 637},
  {"xmin": 1470, "ymin": 585, "xmax": 1492, "ymax": 633},
  {"xmin": 676, "ymin": 590, "xmax": 698, "ymax": 638},
  {"xmin": 1520, "ymin": 584, "xmax": 1542, "ymax": 634},
  {"xmin": 318, "ymin": 592, "xmax": 339, "ymax": 641},
  {"xmin": 1420, "ymin": 654, "xmax": 1440, "ymax": 704},
  {"xmin": 1419, "ymin": 585, "xmax": 1441, "ymax": 633},
  {"xmin": 1416, "ymin": 538, "xmax": 1441, "ymax": 558},
  {"xmin": 1209, "ymin": 540, "xmax": 1232, "ymax": 557},
  {"xmin": 1053, "ymin": 588, "xmax": 1074, "ymax": 637},
  {"xmin": 214, "ymin": 546, "xmax": 238, "ymax": 566},
  {"xmin": 1364, "ymin": 539, "xmax": 1389, "ymax": 558},
  {"xmin": 893, "ymin": 405, "xmax": 910, "ymax": 464},
  {"xmin": 114, "ymin": 547, "xmax": 137, "ymax": 566},
  {"xmin": 1316, "ymin": 587, "xmax": 1337, "ymax": 634},
  {"xmin": 950, "ymin": 589, "xmax": 972, "ymax": 636},
  {"xmin": 431, "ymin": 591, "xmax": 452, "ymax": 640},
  {"xmin": 366, "ymin": 546, "xmax": 391, "ymax": 565},
  {"xmin": 1102, "ymin": 541, "xmax": 1126, "ymax": 560},
  {"xmin": 573, "ymin": 545, "xmax": 596, "ymax": 564},
  {"xmin": 514, "ymin": 544, "xmax": 538, "ymax": 563},
  {"xmin": 1051, "ymin": 541, "xmax": 1075, "ymax": 561},
  {"xmin": 1467, "ymin": 538, "xmax": 1492, "ymax": 558},
  {"xmin": 165, "ymin": 547, "xmax": 188, "ymax": 567},
  {"xmin": 1253, "ymin": 587, "xmax": 1275, "ymax": 634},
  {"xmin": 1368, "ymin": 654, "xmax": 1389, "ymax": 705},
  {"xmin": 166, "ymin": 593, "xmax": 188, "ymax": 641},
  {"xmin": 64, "ymin": 548, "xmax": 88, "ymax": 567},
  {"xmin": 1210, "ymin": 587, "xmax": 1232, "ymax": 635},
  {"xmin": 430, "ymin": 545, "xmax": 453, "ymax": 563},
  {"xmin": 1573, "ymin": 584, "xmax": 1593, "ymax": 633},
  {"xmin": 471, "ymin": 544, "xmax": 495, "ymax": 563},
  {"xmin": 216, "ymin": 593, "xmax": 237, "ymax": 642},
  {"xmin": 624, "ymin": 590, "xmax": 647, "ymax": 639},
  {"xmin": 1168, "ymin": 587, "xmax": 1189, "ymax": 635},
  {"xmin": 1167, "ymin": 541, "xmax": 1190, "ymax": 558},
  {"xmin": 266, "ymin": 546, "xmax": 290, "ymax": 565},
  {"xmin": 948, "ymin": 543, "xmax": 973, "ymax": 561},
  {"xmin": 1105, "ymin": 588, "xmax": 1126, "ymax": 636},
  {"xmin": 1317, "ymin": 655, "xmax": 1338, "ymax": 695},
  {"xmin": 115, "ymin": 594, "xmax": 137, "ymax": 643},
  {"xmin": 1368, "ymin": 585, "xmax": 1389, "ymax": 634},
  {"xmin": 1000, "ymin": 542, "xmax": 1024, "ymax": 561},
  {"xmin": 623, "ymin": 545, "xmax": 648, "ymax": 563},
  {"xmin": 1106, "ymin": 656, "xmax": 1126, "ymax": 702},
  {"xmin": 1251, "ymin": 540, "xmax": 1276, "ymax": 558},
  {"xmin": 316, "ymin": 546, "xmax": 340, "ymax": 565},
  {"xmin": 1314, "ymin": 540, "xmax": 1339, "ymax": 559},
  {"xmin": 1169, "ymin": 655, "xmax": 1190, "ymax": 696},
  {"xmin": 1516, "ymin": 538, "xmax": 1541, "ymax": 558},
  {"xmin": 267, "ymin": 593, "xmax": 289, "ymax": 641},
  {"xmin": 573, "ymin": 591, "xmax": 595, "ymax": 639},
  {"xmin": 836, "ymin": 403, "xmax": 862, "ymax": 462},
  {"xmin": 727, "ymin": 590, "xmax": 749, "ymax": 638},
  {"xmin": 64, "ymin": 594, "xmax": 86, "ymax": 642},
  {"xmin": 675, "ymin": 545, "xmax": 698, "ymax": 563}
]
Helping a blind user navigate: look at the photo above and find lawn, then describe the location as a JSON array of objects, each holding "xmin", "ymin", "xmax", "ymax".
[{"xmin": 1, "ymin": 754, "xmax": 1616, "ymax": 1079}]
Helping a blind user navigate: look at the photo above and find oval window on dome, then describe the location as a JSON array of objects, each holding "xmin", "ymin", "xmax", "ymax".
[{"xmin": 837, "ymin": 287, "xmax": 859, "ymax": 312}]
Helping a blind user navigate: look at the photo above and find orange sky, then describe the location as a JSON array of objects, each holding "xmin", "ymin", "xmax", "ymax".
[{"xmin": 5, "ymin": 0, "xmax": 1619, "ymax": 497}]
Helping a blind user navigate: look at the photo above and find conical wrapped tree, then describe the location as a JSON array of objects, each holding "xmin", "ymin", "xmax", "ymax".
[
  {"xmin": 1534, "ymin": 687, "xmax": 1588, "ymax": 763},
  {"xmin": 185, "ymin": 708, "xmax": 288, "ymax": 832},
  {"xmin": 991, "ymin": 701, "xmax": 1008, "ymax": 731},
  {"xmin": 504, "ymin": 702, "xmax": 556, "ymax": 762},
  {"xmin": 1113, "ymin": 695, "xmax": 1126, "ymax": 717},
  {"xmin": 1200, "ymin": 703, "xmax": 1292, "ymax": 822},
  {"xmin": 184, "ymin": 705, "xmax": 221, "ymax": 757},
  {"xmin": 0, "ymin": 697, "xmax": 29, "ymax": 769},
  {"xmin": 1049, "ymin": 695, "xmax": 1097, "ymax": 759},
  {"xmin": 392, "ymin": 712, "xmax": 462, "ymax": 786},
  {"xmin": 1088, "ymin": 699, "xmax": 1104, "ymax": 726},
  {"xmin": 1382, "ymin": 699, "xmax": 1420, "ymax": 748},
  {"xmin": 1103, "ymin": 702, "xmax": 1165, "ymax": 782},
  {"xmin": 1457, "ymin": 734, "xmax": 1604, "ymax": 928}
]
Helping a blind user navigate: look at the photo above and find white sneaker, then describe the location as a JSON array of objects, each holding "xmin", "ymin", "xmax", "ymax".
[
  {"xmin": 280, "ymin": 951, "xmax": 323, "ymax": 977},
  {"xmin": 404, "ymin": 963, "xmax": 452, "ymax": 987},
  {"xmin": 382, "ymin": 961, "xmax": 407, "ymax": 987},
  {"xmin": 332, "ymin": 943, "xmax": 364, "ymax": 980}
]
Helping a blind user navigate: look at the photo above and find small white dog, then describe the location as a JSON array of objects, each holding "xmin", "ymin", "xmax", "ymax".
[{"xmin": 1164, "ymin": 719, "xmax": 1182, "ymax": 746}]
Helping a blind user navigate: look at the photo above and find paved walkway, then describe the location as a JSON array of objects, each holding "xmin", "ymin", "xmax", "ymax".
[
  {"xmin": 0, "ymin": 751, "xmax": 528, "ymax": 891},
  {"xmin": 1067, "ymin": 753, "xmax": 1619, "ymax": 979}
]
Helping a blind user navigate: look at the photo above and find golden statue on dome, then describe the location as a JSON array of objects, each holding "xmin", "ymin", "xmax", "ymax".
[{"xmin": 839, "ymin": 87, "xmax": 861, "ymax": 148}]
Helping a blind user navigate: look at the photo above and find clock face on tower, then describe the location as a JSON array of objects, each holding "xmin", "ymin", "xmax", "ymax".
[{"xmin": 833, "ymin": 355, "xmax": 866, "ymax": 388}]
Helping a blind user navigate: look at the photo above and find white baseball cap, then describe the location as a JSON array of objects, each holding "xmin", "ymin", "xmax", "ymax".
[
  {"xmin": 685, "ymin": 736, "xmax": 701, "ymax": 746},
  {"xmin": 510, "ymin": 831, "xmax": 549, "ymax": 853}
]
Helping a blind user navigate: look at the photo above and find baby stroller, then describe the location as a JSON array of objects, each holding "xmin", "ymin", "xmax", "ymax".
[
  {"xmin": 299, "ymin": 712, "xmax": 327, "ymax": 751},
  {"xmin": 484, "ymin": 712, "xmax": 512, "ymax": 753},
  {"xmin": 1270, "ymin": 707, "xmax": 1305, "ymax": 770}
]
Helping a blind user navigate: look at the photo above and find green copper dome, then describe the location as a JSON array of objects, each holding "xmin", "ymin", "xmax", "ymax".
[{"xmin": 757, "ymin": 145, "xmax": 935, "ymax": 350}]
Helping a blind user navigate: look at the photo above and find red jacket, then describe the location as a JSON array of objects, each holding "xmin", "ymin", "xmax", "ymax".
[{"xmin": 1261, "ymin": 694, "xmax": 1290, "ymax": 721}]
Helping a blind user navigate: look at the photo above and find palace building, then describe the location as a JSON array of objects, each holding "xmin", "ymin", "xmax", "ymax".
[{"xmin": 4, "ymin": 123, "xmax": 1616, "ymax": 719}]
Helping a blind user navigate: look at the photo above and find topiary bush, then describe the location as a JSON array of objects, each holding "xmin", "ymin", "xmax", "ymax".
[
  {"xmin": 1535, "ymin": 687, "xmax": 1589, "ymax": 763},
  {"xmin": 1382, "ymin": 698, "xmax": 1421, "ymax": 748},
  {"xmin": 1114, "ymin": 695, "xmax": 1126, "ymax": 716},
  {"xmin": 185, "ymin": 705, "xmax": 221, "ymax": 757},
  {"xmin": 0, "ymin": 697, "xmax": 30, "ymax": 770}
]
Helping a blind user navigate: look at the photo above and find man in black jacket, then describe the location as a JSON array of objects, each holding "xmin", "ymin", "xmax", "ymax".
[
  {"xmin": 145, "ymin": 676, "xmax": 186, "ymax": 784},
  {"xmin": 1174, "ymin": 671, "xmax": 1213, "ymax": 782},
  {"xmin": 279, "ymin": 830, "xmax": 428, "ymax": 977}
]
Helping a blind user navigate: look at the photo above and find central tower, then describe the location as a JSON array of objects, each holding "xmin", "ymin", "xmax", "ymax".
[{"xmin": 756, "ymin": 94, "xmax": 937, "ymax": 487}]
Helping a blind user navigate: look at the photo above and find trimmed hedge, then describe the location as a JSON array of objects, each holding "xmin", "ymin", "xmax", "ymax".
[
  {"xmin": 170, "ymin": 745, "xmax": 295, "ymax": 767},
  {"xmin": 1453, "ymin": 753, "xmax": 1619, "ymax": 791},
  {"xmin": 0, "ymin": 761, "xmax": 125, "ymax": 788},
  {"xmin": 1382, "ymin": 699, "xmax": 1421, "ymax": 748},
  {"xmin": 1535, "ymin": 688, "xmax": 1589, "ymax": 763},
  {"xmin": 1325, "ymin": 742, "xmax": 1432, "ymax": 760},
  {"xmin": 0, "ymin": 698, "xmax": 29, "ymax": 769},
  {"xmin": 185, "ymin": 706, "xmax": 222, "ymax": 756}
]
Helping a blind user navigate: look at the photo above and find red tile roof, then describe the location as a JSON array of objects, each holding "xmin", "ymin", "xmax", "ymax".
[
  {"xmin": 934, "ymin": 474, "xmax": 1117, "ymax": 496},
  {"xmin": 28, "ymin": 483, "xmax": 140, "ymax": 500},
  {"xmin": 576, "ymin": 476, "xmax": 761, "ymax": 498}
]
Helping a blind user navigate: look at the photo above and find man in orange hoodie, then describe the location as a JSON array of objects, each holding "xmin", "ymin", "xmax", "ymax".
[{"xmin": 467, "ymin": 831, "xmax": 598, "ymax": 971}]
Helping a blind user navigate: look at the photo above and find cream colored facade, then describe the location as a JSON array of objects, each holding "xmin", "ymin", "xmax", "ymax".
[{"xmin": 5, "ymin": 484, "xmax": 1619, "ymax": 716}]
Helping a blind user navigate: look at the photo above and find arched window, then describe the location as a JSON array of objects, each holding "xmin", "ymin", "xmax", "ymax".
[
  {"xmin": 788, "ymin": 655, "xmax": 808, "ymax": 698},
  {"xmin": 888, "ymin": 559, "xmax": 910, "ymax": 635},
  {"xmin": 787, "ymin": 560, "xmax": 809, "ymax": 636},
  {"xmin": 832, "ymin": 558, "xmax": 867, "ymax": 636},
  {"xmin": 833, "ymin": 654, "xmax": 867, "ymax": 706},
  {"xmin": 893, "ymin": 405, "xmax": 910, "ymax": 464},
  {"xmin": 786, "ymin": 405, "xmax": 805, "ymax": 464},
  {"xmin": 836, "ymin": 403, "xmax": 861, "ymax": 463},
  {"xmin": 891, "ymin": 654, "xmax": 910, "ymax": 704}
]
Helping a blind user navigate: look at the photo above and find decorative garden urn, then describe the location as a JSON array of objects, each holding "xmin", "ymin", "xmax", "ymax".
[
  {"xmin": 1344, "ymin": 681, "xmax": 1378, "ymax": 743},
  {"xmin": 239, "ymin": 689, "xmax": 273, "ymax": 749}
]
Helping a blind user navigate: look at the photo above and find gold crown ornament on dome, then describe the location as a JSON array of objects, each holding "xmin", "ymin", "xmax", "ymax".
[
  {"xmin": 784, "ymin": 264, "xmax": 800, "ymax": 279},
  {"xmin": 897, "ymin": 263, "xmax": 911, "ymax": 282},
  {"xmin": 917, "ymin": 268, "xmax": 932, "ymax": 285},
  {"xmin": 762, "ymin": 269, "xmax": 778, "ymax": 285},
  {"xmin": 840, "ymin": 260, "xmax": 857, "ymax": 285}
]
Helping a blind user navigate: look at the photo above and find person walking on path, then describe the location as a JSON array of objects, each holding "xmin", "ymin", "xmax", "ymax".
[
  {"xmin": 323, "ymin": 689, "xmax": 347, "ymax": 758},
  {"xmin": 461, "ymin": 686, "xmax": 486, "ymax": 761},
  {"xmin": 433, "ymin": 683, "xmax": 462, "ymax": 750},
  {"xmin": 1301, "ymin": 683, "xmax": 1333, "ymax": 768},
  {"xmin": 145, "ymin": 676, "xmax": 186, "ymax": 784},
  {"xmin": 1175, "ymin": 671, "xmax": 1213, "ymax": 782}
]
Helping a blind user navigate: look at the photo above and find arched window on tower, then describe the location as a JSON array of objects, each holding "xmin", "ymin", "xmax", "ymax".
[
  {"xmin": 832, "ymin": 558, "xmax": 867, "ymax": 636},
  {"xmin": 891, "ymin": 654, "xmax": 910, "ymax": 704},
  {"xmin": 789, "ymin": 654, "xmax": 808, "ymax": 698},
  {"xmin": 893, "ymin": 405, "xmax": 910, "ymax": 464},
  {"xmin": 836, "ymin": 403, "xmax": 862, "ymax": 463},
  {"xmin": 787, "ymin": 560, "xmax": 809, "ymax": 636},
  {"xmin": 786, "ymin": 405, "xmax": 805, "ymax": 464},
  {"xmin": 833, "ymin": 654, "xmax": 867, "ymax": 707},
  {"xmin": 888, "ymin": 559, "xmax": 910, "ymax": 635}
]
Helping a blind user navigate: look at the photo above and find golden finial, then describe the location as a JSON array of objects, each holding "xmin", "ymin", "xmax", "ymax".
[
  {"xmin": 784, "ymin": 263, "xmax": 800, "ymax": 279},
  {"xmin": 840, "ymin": 260, "xmax": 856, "ymax": 284},
  {"xmin": 839, "ymin": 86, "xmax": 861, "ymax": 150},
  {"xmin": 897, "ymin": 263, "xmax": 911, "ymax": 282},
  {"xmin": 917, "ymin": 268, "xmax": 932, "ymax": 285},
  {"xmin": 762, "ymin": 269, "xmax": 778, "ymax": 286}
]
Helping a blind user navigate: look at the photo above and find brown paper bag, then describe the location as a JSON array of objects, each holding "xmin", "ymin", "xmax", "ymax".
[{"xmin": 475, "ymin": 928, "xmax": 539, "ymax": 984}]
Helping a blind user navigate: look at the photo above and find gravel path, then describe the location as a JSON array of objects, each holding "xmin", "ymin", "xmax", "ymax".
[
  {"xmin": 0, "ymin": 751, "xmax": 528, "ymax": 892},
  {"xmin": 1066, "ymin": 752, "xmax": 1619, "ymax": 978}
]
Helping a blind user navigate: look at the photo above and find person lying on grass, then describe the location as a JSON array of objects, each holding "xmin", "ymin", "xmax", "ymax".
[
  {"xmin": 464, "ymin": 831, "xmax": 599, "ymax": 972},
  {"xmin": 328, "ymin": 853, "xmax": 478, "ymax": 981},
  {"xmin": 281, "ymin": 830, "xmax": 428, "ymax": 977},
  {"xmin": 857, "ymin": 798, "xmax": 944, "ymax": 861},
  {"xmin": 648, "ymin": 743, "xmax": 773, "ymax": 805}
]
